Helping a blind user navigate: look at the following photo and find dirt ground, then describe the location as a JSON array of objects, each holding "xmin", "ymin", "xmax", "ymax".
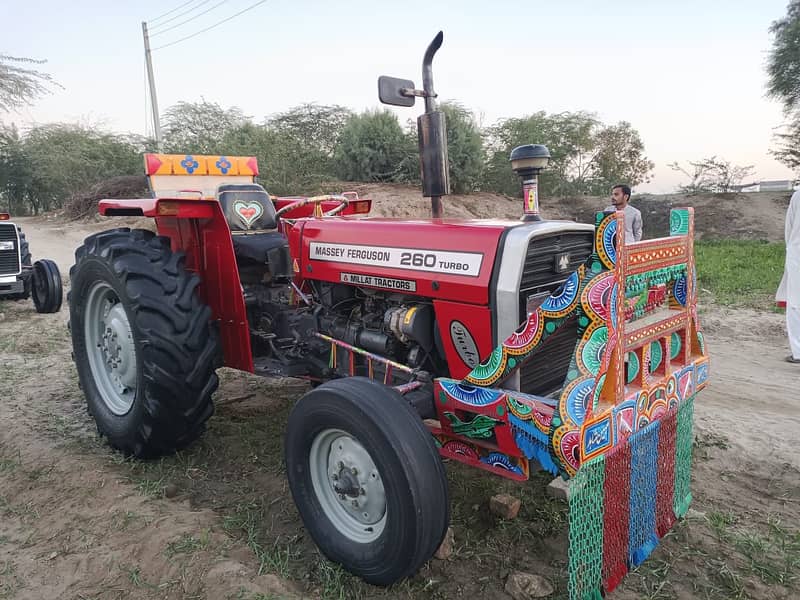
[
  {"xmin": 1, "ymin": 207, "xmax": 799, "ymax": 600},
  {"xmin": 347, "ymin": 183, "xmax": 791, "ymax": 242}
]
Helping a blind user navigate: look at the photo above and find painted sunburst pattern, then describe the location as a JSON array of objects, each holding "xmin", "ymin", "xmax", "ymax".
[
  {"xmin": 579, "ymin": 325, "xmax": 608, "ymax": 375},
  {"xmin": 439, "ymin": 380, "xmax": 501, "ymax": 406},
  {"xmin": 541, "ymin": 271, "xmax": 580, "ymax": 317},
  {"xmin": 505, "ymin": 310, "xmax": 543, "ymax": 354},
  {"xmin": 464, "ymin": 346, "xmax": 506, "ymax": 385},
  {"xmin": 583, "ymin": 272, "xmax": 615, "ymax": 322},
  {"xmin": 554, "ymin": 427, "xmax": 581, "ymax": 474},
  {"xmin": 481, "ymin": 452, "xmax": 524, "ymax": 475},
  {"xmin": 442, "ymin": 440, "xmax": 479, "ymax": 460},
  {"xmin": 595, "ymin": 216, "xmax": 618, "ymax": 268},
  {"xmin": 562, "ymin": 378, "xmax": 595, "ymax": 426},
  {"xmin": 673, "ymin": 274, "xmax": 687, "ymax": 306}
]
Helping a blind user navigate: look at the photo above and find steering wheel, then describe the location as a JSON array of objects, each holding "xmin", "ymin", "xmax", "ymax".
[{"xmin": 274, "ymin": 194, "xmax": 349, "ymax": 219}]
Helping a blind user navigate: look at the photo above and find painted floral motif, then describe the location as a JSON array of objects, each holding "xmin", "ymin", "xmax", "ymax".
[
  {"xmin": 216, "ymin": 156, "xmax": 232, "ymax": 174},
  {"xmin": 180, "ymin": 155, "xmax": 199, "ymax": 174}
]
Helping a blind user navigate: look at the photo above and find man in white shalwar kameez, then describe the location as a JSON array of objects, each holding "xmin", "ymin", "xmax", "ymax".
[{"xmin": 776, "ymin": 188, "xmax": 800, "ymax": 363}]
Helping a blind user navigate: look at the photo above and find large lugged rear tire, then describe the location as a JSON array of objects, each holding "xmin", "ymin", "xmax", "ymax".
[
  {"xmin": 69, "ymin": 228, "xmax": 221, "ymax": 458},
  {"xmin": 285, "ymin": 377, "xmax": 450, "ymax": 586},
  {"xmin": 7, "ymin": 229, "xmax": 31, "ymax": 300}
]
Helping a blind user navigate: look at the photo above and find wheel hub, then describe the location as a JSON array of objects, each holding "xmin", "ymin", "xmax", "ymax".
[
  {"xmin": 84, "ymin": 283, "xmax": 138, "ymax": 415},
  {"xmin": 309, "ymin": 429, "xmax": 387, "ymax": 543},
  {"xmin": 326, "ymin": 436, "xmax": 386, "ymax": 526}
]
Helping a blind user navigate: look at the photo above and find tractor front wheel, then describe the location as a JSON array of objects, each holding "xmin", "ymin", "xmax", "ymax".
[
  {"xmin": 32, "ymin": 259, "xmax": 62, "ymax": 313},
  {"xmin": 285, "ymin": 377, "xmax": 450, "ymax": 586},
  {"xmin": 69, "ymin": 228, "xmax": 221, "ymax": 458}
]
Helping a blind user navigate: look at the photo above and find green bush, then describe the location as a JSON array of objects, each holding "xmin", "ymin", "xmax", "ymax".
[
  {"xmin": 439, "ymin": 102, "xmax": 485, "ymax": 194},
  {"xmin": 334, "ymin": 110, "xmax": 415, "ymax": 183}
]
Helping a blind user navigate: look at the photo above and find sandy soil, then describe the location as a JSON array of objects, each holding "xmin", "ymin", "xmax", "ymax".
[
  {"xmin": 343, "ymin": 183, "xmax": 791, "ymax": 242},
  {"xmin": 1, "ymin": 211, "xmax": 798, "ymax": 600}
]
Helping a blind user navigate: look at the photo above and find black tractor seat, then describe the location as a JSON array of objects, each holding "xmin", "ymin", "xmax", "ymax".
[{"xmin": 216, "ymin": 183, "xmax": 291, "ymax": 279}]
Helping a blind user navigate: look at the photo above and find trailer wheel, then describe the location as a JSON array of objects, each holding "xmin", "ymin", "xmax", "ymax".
[
  {"xmin": 7, "ymin": 230, "xmax": 31, "ymax": 300},
  {"xmin": 285, "ymin": 377, "xmax": 449, "ymax": 586},
  {"xmin": 69, "ymin": 228, "xmax": 221, "ymax": 458},
  {"xmin": 32, "ymin": 259, "xmax": 62, "ymax": 313}
]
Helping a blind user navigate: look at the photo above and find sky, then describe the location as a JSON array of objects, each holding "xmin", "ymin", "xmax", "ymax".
[{"xmin": 2, "ymin": 0, "xmax": 796, "ymax": 193}]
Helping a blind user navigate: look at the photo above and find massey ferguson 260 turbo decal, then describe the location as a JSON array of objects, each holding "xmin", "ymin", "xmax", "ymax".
[{"xmin": 309, "ymin": 242, "xmax": 484, "ymax": 277}]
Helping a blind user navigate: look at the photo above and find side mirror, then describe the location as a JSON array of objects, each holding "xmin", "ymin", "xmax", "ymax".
[{"xmin": 378, "ymin": 76, "xmax": 416, "ymax": 107}]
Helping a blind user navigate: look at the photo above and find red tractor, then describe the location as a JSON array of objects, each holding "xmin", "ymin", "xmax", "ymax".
[{"xmin": 69, "ymin": 33, "xmax": 707, "ymax": 589}]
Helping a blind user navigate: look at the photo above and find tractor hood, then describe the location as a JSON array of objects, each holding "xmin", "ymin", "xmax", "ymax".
[{"xmin": 293, "ymin": 217, "xmax": 589, "ymax": 305}]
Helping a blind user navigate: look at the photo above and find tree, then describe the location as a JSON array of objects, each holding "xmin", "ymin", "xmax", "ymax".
[
  {"xmin": 592, "ymin": 122, "xmax": 654, "ymax": 192},
  {"xmin": 262, "ymin": 104, "xmax": 352, "ymax": 192},
  {"xmin": 0, "ymin": 55, "xmax": 56, "ymax": 113},
  {"xmin": 0, "ymin": 124, "xmax": 141, "ymax": 214},
  {"xmin": 438, "ymin": 102, "xmax": 485, "ymax": 194},
  {"xmin": 222, "ymin": 122, "xmax": 330, "ymax": 195},
  {"xmin": 668, "ymin": 156, "xmax": 755, "ymax": 194},
  {"xmin": 0, "ymin": 124, "xmax": 33, "ymax": 214},
  {"xmin": 767, "ymin": 1, "xmax": 800, "ymax": 111},
  {"xmin": 484, "ymin": 111, "xmax": 653, "ymax": 197},
  {"xmin": 162, "ymin": 100, "xmax": 249, "ymax": 154},
  {"xmin": 267, "ymin": 103, "xmax": 352, "ymax": 156},
  {"xmin": 772, "ymin": 118, "xmax": 800, "ymax": 169},
  {"xmin": 334, "ymin": 110, "xmax": 415, "ymax": 182},
  {"xmin": 767, "ymin": 1, "xmax": 800, "ymax": 168}
]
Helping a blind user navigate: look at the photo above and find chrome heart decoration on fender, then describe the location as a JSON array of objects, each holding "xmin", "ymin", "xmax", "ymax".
[{"xmin": 233, "ymin": 200, "xmax": 263, "ymax": 229}]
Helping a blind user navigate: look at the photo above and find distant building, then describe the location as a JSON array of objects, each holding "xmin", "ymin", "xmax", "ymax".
[{"xmin": 729, "ymin": 180, "xmax": 797, "ymax": 193}]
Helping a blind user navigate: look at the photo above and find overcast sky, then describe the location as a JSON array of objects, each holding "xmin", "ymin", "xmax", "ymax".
[{"xmin": 2, "ymin": 0, "xmax": 796, "ymax": 193}]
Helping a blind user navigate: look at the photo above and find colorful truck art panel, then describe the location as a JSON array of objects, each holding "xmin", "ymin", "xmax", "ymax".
[{"xmin": 430, "ymin": 208, "xmax": 707, "ymax": 600}]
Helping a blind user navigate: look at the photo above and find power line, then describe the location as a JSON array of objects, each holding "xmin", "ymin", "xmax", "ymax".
[
  {"xmin": 152, "ymin": 0, "xmax": 268, "ymax": 51},
  {"xmin": 150, "ymin": 0, "xmax": 229, "ymax": 37},
  {"xmin": 149, "ymin": 0, "xmax": 215, "ymax": 31},
  {"xmin": 149, "ymin": 0, "xmax": 201, "ymax": 24}
]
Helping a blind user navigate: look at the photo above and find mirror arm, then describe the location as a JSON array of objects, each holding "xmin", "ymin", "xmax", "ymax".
[{"xmin": 400, "ymin": 87, "xmax": 435, "ymax": 99}]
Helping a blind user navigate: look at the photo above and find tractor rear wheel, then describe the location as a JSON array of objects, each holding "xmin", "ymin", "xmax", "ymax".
[
  {"xmin": 285, "ymin": 377, "xmax": 450, "ymax": 586},
  {"xmin": 32, "ymin": 259, "xmax": 62, "ymax": 313},
  {"xmin": 7, "ymin": 229, "xmax": 31, "ymax": 300},
  {"xmin": 69, "ymin": 228, "xmax": 221, "ymax": 458}
]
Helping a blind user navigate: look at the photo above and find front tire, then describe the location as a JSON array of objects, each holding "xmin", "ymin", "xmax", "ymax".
[
  {"xmin": 285, "ymin": 377, "xmax": 450, "ymax": 586},
  {"xmin": 32, "ymin": 259, "xmax": 62, "ymax": 313},
  {"xmin": 69, "ymin": 228, "xmax": 221, "ymax": 458}
]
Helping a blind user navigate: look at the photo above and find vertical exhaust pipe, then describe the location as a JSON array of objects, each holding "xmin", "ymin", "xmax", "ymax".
[
  {"xmin": 376, "ymin": 33, "xmax": 450, "ymax": 219},
  {"xmin": 417, "ymin": 32, "xmax": 449, "ymax": 218}
]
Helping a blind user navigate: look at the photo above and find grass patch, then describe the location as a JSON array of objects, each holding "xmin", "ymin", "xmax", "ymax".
[
  {"xmin": 0, "ymin": 456, "xmax": 20, "ymax": 474},
  {"xmin": 695, "ymin": 240, "xmax": 784, "ymax": 308},
  {"xmin": 165, "ymin": 530, "xmax": 211, "ymax": 558}
]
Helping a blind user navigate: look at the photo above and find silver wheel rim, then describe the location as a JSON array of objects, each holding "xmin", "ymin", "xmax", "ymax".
[
  {"xmin": 309, "ymin": 429, "xmax": 387, "ymax": 543},
  {"xmin": 84, "ymin": 281, "xmax": 138, "ymax": 416}
]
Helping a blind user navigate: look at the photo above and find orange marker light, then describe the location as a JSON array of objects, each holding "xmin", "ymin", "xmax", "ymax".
[
  {"xmin": 157, "ymin": 201, "xmax": 180, "ymax": 216},
  {"xmin": 351, "ymin": 201, "xmax": 371, "ymax": 214},
  {"xmin": 0, "ymin": 213, "xmax": 9, "ymax": 220}
]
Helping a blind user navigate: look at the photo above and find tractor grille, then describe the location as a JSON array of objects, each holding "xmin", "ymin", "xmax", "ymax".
[
  {"xmin": 0, "ymin": 224, "xmax": 19, "ymax": 276},
  {"xmin": 518, "ymin": 232, "xmax": 594, "ymax": 299},
  {"xmin": 518, "ymin": 231, "xmax": 594, "ymax": 396}
]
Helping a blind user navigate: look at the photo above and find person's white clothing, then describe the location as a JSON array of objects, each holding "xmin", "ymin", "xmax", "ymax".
[
  {"xmin": 776, "ymin": 189, "xmax": 800, "ymax": 360},
  {"xmin": 605, "ymin": 203, "xmax": 643, "ymax": 244}
]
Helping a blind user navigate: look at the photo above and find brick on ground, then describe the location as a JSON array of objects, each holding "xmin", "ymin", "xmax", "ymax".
[
  {"xmin": 434, "ymin": 527, "xmax": 454, "ymax": 560},
  {"xmin": 489, "ymin": 493, "xmax": 522, "ymax": 519}
]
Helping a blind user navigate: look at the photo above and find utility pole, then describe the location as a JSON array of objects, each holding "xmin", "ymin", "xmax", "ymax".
[{"xmin": 141, "ymin": 21, "xmax": 163, "ymax": 151}]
